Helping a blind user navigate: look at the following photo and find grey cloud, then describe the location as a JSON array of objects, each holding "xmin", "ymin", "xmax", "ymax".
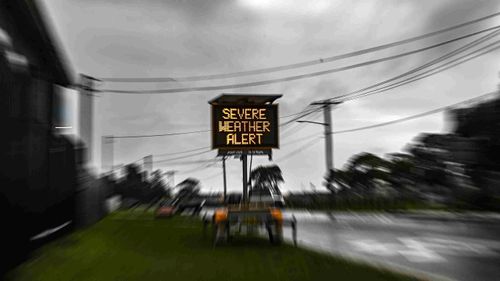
[{"xmin": 43, "ymin": 0, "xmax": 500, "ymax": 191}]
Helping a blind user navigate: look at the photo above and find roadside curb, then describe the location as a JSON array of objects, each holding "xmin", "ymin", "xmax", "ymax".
[
  {"xmin": 390, "ymin": 211, "xmax": 500, "ymax": 224},
  {"xmin": 325, "ymin": 210, "xmax": 500, "ymax": 224},
  {"xmin": 283, "ymin": 237, "xmax": 454, "ymax": 281}
]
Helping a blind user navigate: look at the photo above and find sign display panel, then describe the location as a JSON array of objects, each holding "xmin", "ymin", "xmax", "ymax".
[{"xmin": 211, "ymin": 104, "xmax": 279, "ymax": 150}]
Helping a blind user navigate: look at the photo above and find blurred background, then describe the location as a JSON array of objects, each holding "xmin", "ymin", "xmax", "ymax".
[{"xmin": 1, "ymin": 0, "xmax": 500, "ymax": 280}]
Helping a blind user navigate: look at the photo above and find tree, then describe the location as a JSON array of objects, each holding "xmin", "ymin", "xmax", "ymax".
[
  {"xmin": 347, "ymin": 152, "xmax": 389, "ymax": 193},
  {"xmin": 250, "ymin": 165, "xmax": 284, "ymax": 194},
  {"xmin": 125, "ymin": 164, "xmax": 142, "ymax": 182},
  {"xmin": 327, "ymin": 168, "xmax": 353, "ymax": 193},
  {"xmin": 323, "ymin": 169, "xmax": 342, "ymax": 192},
  {"xmin": 405, "ymin": 133, "xmax": 452, "ymax": 189},
  {"xmin": 385, "ymin": 153, "xmax": 416, "ymax": 185},
  {"xmin": 327, "ymin": 153, "xmax": 390, "ymax": 196},
  {"xmin": 175, "ymin": 178, "xmax": 200, "ymax": 200},
  {"xmin": 150, "ymin": 169, "xmax": 169, "ymax": 198},
  {"xmin": 118, "ymin": 164, "xmax": 147, "ymax": 200},
  {"xmin": 151, "ymin": 170, "xmax": 170, "ymax": 196}
]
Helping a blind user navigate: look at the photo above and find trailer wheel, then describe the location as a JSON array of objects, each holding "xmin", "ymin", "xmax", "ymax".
[
  {"xmin": 266, "ymin": 224, "xmax": 274, "ymax": 244},
  {"xmin": 266, "ymin": 223, "xmax": 282, "ymax": 245},
  {"xmin": 226, "ymin": 222, "xmax": 231, "ymax": 242},
  {"xmin": 273, "ymin": 224, "xmax": 283, "ymax": 245},
  {"xmin": 213, "ymin": 222, "xmax": 229, "ymax": 246},
  {"xmin": 213, "ymin": 224, "xmax": 220, "ymax": 247},
  {"xmin": 292, "ymin": 217, "xmax": 297, "ymax": 247}
]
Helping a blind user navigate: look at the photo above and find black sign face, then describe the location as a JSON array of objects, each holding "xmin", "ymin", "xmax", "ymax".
[
  {"xmin": 211, "ymin": 104, "xmax": 279, "ymax": 150},
  {"xmin": 217, "ymin": 149, "xmax": 272, "ymax": 157}
]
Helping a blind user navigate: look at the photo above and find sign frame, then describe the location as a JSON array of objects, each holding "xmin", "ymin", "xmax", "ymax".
[{"xmin": 210, "ymin": 103, "xmax": 280, "ymax": 151}]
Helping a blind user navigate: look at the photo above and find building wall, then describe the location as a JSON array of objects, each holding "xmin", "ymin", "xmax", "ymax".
[
  {"xmin": 0, "ymin": 3, "xmax": 77, "ymax": 270},
  {"xmin": 0, "ymin": 13, "xmax": 54, "ymax": 213}
]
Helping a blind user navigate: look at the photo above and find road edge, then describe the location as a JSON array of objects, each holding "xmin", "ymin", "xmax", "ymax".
[{"xmin": 283, "ymin": 237, "xmax": 456, "ymax": 281}]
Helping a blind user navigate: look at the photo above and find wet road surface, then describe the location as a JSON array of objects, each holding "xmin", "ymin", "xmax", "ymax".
[{"xmin": 282, "ymin": 211, "xmax": 500, "ymax": 281}]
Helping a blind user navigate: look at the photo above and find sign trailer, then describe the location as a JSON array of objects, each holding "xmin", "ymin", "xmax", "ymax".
[
  {"xmin": 209, "ymin": 94, "xmax": 281, "ymax": 202},
  {"xmin": 206, "ymin": 94, "xmax": 297, "ymax": 246}
]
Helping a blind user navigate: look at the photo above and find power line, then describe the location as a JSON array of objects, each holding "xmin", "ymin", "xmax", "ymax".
[
  {"xmin": 280, "ymin": 105, "xmax": 323, "ymax": 126},
  {"xmin": 110, "ymin": 38, "xmax": 500, "ymax": 141},
  {"xmin": 107, "ymin": 104, "xmax": 321, "ymax": 139},
  {"xmin": 118, "ymin": 91, "xmax": 496, "ymax": 167},
  {"xmin": 332, "ymin": 91, "xmax": 497, "ymax": 135},
  {"xmin": 280, "ymin": 107, "xmax": 317, "ymax": 118},
  {"xmin": 95, "ymin": 25, "xmax": 500, "ymax": 94},
  {"xmin": 98, "ymin": 11, "xmax": 500, "ymax": 83},
  {"xmin": 326, "ymin": 29, "xmax": 500, "ymax": 102},
  {"xmin": 154, "ymin": 149, "xmax": 213, "ymax": 162},
  {"xmin": 274, "ymin": 91, "xmax": 497, "ymax": 163},
  {"xmin": 341, "ymin": 41, "xmax": 500, "ymax": 102},
  {"xmin": 150, "ymin": 131, "xmax": 320, "ymax": 163},
  {"xmin": 332, "ymin": 28, "xmax": 500, "ymax": 101},
  {"xmin": 280, "ymin": 111, "xmax": 324, "ymax": 140},
  {"xmin": 110, "ymin": 129, "xmax": 210, "ymax": 139},
  {"xmin": 153, "ymin": 158, "xmax": 221, "ymax": 166},
  {"xmin": 199, "ymin": 172, "xmax": 224, "ymax": 181},
  {"xmin": 289, "ymin": 34, "xmax": 500, "ymax": 127},
  {"xmin": 281, "ymin": 132, "xmax": 323, "ymax": 147},
  {"xmin": 101, "ymin": 29, "xmax": 500, "ymax": 141},
  {"xmin": 101, "ymin": 41, "xmax": 500, "ymax": 144},
  {"xmin": 115, "ymin": 91, "xmax": 498, "ymax": 173},
  {"xmin": 108, "ymin": 145, "xmax": 213, "ymax": 169},
  {"xmin": 274, "ymin": 137, "xmax": 323, "ymax": 162},
  {"xmin": 155, "ymin": 146, "xmax": 211, "ymax": 156},
  {"xmin": 120, "ymin": 129, "xmax": 322, "ymax": 169},
  {"xmin": 99, "ymin": 30, "xmax": 500, "ymax": 141},
  {"xmin": 177, "ymin": 162, "xmax": 220, "ymax": 175}
]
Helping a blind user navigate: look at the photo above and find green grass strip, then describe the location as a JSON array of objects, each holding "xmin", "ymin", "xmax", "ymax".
[{"xmin": 7, "ymin": 211, "xmax": 419, "ymax": 281}]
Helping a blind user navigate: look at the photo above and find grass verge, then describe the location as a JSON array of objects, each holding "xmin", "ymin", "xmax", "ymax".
[{"xmin": 6, "ymin": 211, "xmax": 419, "ymax": 281}]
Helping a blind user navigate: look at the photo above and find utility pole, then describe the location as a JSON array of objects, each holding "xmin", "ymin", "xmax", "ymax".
[
  {"xmin": 79, "ymin": 74, "xmax": 96, "ymax": 170},
  {"xmin": 143, "ymin": 155, "xmax": 153, "ymax": 179},
  {"xmin": 248, "ymin": 152, "xmax": 253, "ymax": 194},
  {"xmin": 323, "ymin": 103, "xmax": 334, "ymax": 171},
  {"xmin": 498, "ymin": 71, "xmax": 500, "ymax": 94},
  {"xmin": 165, "ymin": 170, "xmax": 177, "ymax": 188},
  {"xmin": 222, "ymin": 156, "xmax": 227, "ymax": 201},
  {"xmin": 309, "ymin": 100, "xmax": 342, "ymax": 183},
  {"xmin": 101, "ymin": 135, "xmax": 114, "ymax": 174},
  {"xmin": 242, "ymin": 152, "xmax": 248, "ymax": 203}
]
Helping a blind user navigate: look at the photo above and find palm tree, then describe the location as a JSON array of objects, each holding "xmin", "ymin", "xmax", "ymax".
[
  {"xmin": 250, "ymin": 165, "xmax": 284, "ymax": 194},
  {"xmin": 175, "ymin": 178, "xmax": 200, "ymax": 200},
  {"xmin": 385, "ymin": 153, "xmax": 416, "ymax": 193},
  {"xmin": 327, "ymin": 168, "xmax": 353, "ymax": 192},
  {"xmin": 345, "ymin": 152, "xmax": 389, "ymax": 194}
]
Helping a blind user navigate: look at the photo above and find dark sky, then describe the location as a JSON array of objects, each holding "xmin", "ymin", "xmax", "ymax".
[{"xmin": 41, "ymin": 0, "xmax": 500, "ymax": 192}]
